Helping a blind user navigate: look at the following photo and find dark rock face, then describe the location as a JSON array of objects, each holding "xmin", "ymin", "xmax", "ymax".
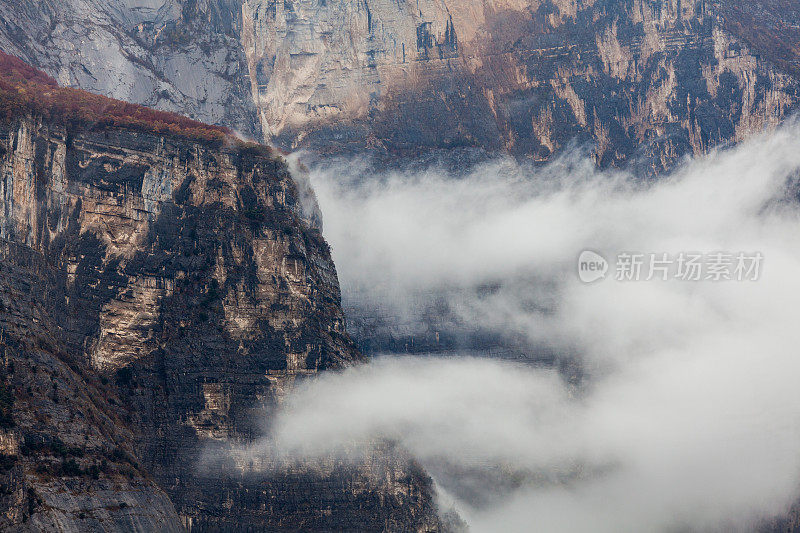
[
  {"xmin": 0, "ymin": 239, "xmax": 184, "ymax": 532},
  {"xmin": 714, "ymin": 0, "xmax": 800, "ymax": 78},
  {"xmin": 0, "ymin": 116, "xmax": 443, "ymax": 531}
]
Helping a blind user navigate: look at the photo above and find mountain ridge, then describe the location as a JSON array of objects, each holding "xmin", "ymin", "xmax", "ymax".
[
  {"xmin": 2, "ymin": 0, "xmax": 798, "ymax": 173},
  {"xmin": 0, "ymin": 52, "xmax": 445, "ymax": 531}
]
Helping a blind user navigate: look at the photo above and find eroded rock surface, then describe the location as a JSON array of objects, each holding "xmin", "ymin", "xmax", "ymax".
[
  {"xmin": 0, "ymin": 114, "xmax": 443, "ymax": 531},
  {"xmin": 2, "ymin": 0, "xmax": 799, "ymax": 170}
]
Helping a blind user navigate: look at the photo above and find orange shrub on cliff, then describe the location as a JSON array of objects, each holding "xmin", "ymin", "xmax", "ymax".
[{"xmin": 0, "ymin": 50, "xmax": 235, "ymax": 144}]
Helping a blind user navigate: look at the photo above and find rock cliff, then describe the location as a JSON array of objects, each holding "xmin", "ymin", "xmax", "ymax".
[
  {"xmin": 0, "ymin": 54, "xmax": 442, "ymax": 531},
  {"xmin": 240, "ymin": 0, "xmax": 800, "ymax": 171},
  {"xmin": 1, "ymin": 0, "xmax": 799, "ymax": 171}
]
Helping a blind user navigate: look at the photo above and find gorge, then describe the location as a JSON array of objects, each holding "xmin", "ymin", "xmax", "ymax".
[{"xmin": 1, "ymin": 0, "xmax": 800, "ymax": 531}]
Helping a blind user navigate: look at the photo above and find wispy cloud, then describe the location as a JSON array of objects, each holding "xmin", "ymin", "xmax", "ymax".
[{"xmin": 263, "ymin": 121, "xmax": 800, "ymax": 532}]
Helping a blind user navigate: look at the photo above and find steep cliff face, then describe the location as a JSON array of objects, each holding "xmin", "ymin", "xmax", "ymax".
[
  {"xmin": 714, "ymin": 0, "xmax": 800, "ymax": 78},
  {"xmin": 0, "ymin": 0, "xmax": 261, "ymax": 140},
  {"xmin": 0, "ymin": 58, "xmax": 443, "ymax": 531},
  {"xmin": 240, "ymin": 0, "xmax": 800, "ymax": 171},
  {"xmin": 0, "ymin": 236, "xmax": 184, "ymax": 531},
  {"xmin": 1, "ymin": 0, "xmax": 798, "ymax": 171}
]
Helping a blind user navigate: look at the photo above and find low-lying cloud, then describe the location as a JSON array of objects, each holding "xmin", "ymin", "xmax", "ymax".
[{"xmin": 265, "ymin": 122, "xmax": 800, "ymax": 531}]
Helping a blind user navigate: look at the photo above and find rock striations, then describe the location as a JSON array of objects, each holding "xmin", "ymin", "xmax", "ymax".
[
  {"xmin": 1, "ymin": 0, "xmax": 799, "ymax": 171},
  {"xmin": 0, "ymin": 52, "xmax": 442, "ymax": 532}
]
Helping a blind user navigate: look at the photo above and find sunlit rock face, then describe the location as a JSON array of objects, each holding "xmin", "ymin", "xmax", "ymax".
[
  {"xmin": 1, "ymin": 0, "xmax": 798, "ymax": 170},
  {"xmin": 0, "ymin": 114, "xmax": 443, "ymax": 531},
  {"xmin": 241, "ymin": 0, "xmax": 800, "ymax": 171}
]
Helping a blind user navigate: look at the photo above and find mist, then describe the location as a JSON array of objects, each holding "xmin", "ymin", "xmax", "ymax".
[{"xmin": 265, "ymin": 122, "xmax": 800, "ymax": 531}]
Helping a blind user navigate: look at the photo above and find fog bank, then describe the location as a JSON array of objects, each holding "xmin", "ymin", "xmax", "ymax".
[{"xmin": 265, "ymin": 122, "xmax": 800, "ymax": 531}]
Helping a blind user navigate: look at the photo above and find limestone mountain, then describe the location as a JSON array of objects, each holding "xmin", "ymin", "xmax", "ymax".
[
  {"xmin": 0, "ymin": 51, "xmax": 442, "ymax": 531},
  {"xmin": 1, "ymin": 0, "xmax": 799, "ymax": 171}
]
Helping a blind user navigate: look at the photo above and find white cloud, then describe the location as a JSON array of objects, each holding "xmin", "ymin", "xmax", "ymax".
[{"xmin": 262, "ymin": 120, "xmax": 800, "ymax": 532}]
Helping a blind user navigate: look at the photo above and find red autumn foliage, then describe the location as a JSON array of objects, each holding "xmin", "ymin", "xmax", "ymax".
[
  {"xmin": 0, "ymin": 52, "xmax": 58, "ymax": 87},
  {"xmin": 0, "ymin": 49, "xmax": 240, "ymax": 145}
]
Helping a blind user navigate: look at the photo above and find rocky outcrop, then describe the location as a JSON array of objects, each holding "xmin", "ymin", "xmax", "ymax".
[
  {"xmin": 0, "ymin": 239, "xmax": 184, "ymax": 531},
  {"xmin": 0, "ymin": 67, "xmax": 443, "ymax": 530},
  {"xmin": 1, "ymin": 0, "xmax": 798, "ymax": 171}
]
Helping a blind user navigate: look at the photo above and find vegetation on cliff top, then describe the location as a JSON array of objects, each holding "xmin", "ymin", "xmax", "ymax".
[{"xmin": 0, "ymin": 50, "xmax": 273, "ymax": 154}]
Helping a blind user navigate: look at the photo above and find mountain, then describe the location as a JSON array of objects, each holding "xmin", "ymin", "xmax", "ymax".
[
  {"xmin": 2, "ymin": 1, "xmax": 800, "ymax": 530},
  {"xmin": 1, "ymin": 0, "xmax": 799, "ymax": 172},
  {"xmin": 0, "ymin": 51, "xmax": 442, "ymax": 531}
]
